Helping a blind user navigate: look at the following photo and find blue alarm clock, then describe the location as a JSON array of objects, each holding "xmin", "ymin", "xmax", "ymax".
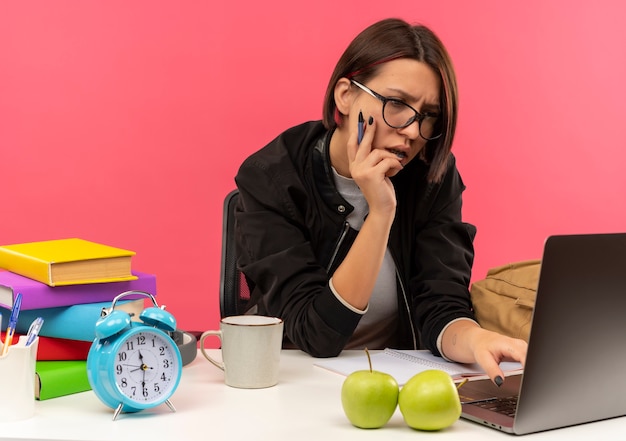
[{"xmin": 87, "ymin": 291, "xmax": 183, "ymax": 421}]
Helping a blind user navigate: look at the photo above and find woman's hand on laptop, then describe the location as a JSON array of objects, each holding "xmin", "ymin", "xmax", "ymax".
[{"xmin": 441, "ymin": 320, "xmax": 528, "ymax": 386}]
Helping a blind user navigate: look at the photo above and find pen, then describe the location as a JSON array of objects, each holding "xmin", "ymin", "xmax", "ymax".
[
  {"xmin": 25, "ymin": 317, "xmax": 44, "ymax": 347},
  {"xmin": 357, "ymin": 111, "xmax": 365, "ymax": 145},
  {"xmin": 1, "ymin": 292, "xmax": 22, "ymax": 356}
]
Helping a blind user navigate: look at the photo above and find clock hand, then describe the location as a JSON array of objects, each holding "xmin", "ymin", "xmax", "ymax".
[
  {"xmin": 135, "ymin": 349, "xmax": 151, "ymax": 385},
  {"xmin": 138, "ymin": 350, "xmax": 147, "ymax": 387},
  {"xmin": 123, "ymin": 363, "xmax": 143, "ymax": 370}
]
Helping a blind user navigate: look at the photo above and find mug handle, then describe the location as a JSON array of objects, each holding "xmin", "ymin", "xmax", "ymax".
[{"xmin": 199, "ymin": 330, "xmax": 225, "ymax": 371}]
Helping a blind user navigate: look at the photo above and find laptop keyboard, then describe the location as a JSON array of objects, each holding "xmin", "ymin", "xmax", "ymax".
[{"xmin": 472, "ymin": 396, "xmax": 519, "ymax": 417}]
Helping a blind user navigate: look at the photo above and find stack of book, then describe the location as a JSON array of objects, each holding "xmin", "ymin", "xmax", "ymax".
[{"xmin": 0, "ymin": 238, "xmax": 157, "ymax": 400}]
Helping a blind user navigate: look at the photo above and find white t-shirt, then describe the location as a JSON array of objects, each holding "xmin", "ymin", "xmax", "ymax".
[{"xmin": 331, "ymin": 168, "xmax": 398, "ymax": 349}]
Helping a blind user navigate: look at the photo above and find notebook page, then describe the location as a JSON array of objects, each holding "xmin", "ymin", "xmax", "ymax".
[{"xmin": 315, "ymin": 348, "xmax": 523, "ymax": 386}]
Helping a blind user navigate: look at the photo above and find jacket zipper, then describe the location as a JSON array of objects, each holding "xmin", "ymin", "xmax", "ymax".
[
  {"xmin": 326, "ymin": 222, "xmax": 350, "ymax": 272},
  {"xmin": 395, "ymin": 265, "xmax": 418, "ymax": 350}
]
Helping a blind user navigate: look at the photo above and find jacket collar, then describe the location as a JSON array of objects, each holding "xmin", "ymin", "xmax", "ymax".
[{"xmin": 312, "ymin": 129, "xmax": 354, "ymax": 217}]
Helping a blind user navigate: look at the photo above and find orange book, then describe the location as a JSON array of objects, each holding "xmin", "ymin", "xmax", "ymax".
[{"xmin": 0, "ymin": 238, "xmax": 136, "ymax": 286}]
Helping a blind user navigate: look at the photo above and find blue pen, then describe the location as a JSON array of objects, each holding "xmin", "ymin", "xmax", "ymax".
[
  {"xmin": 1, "ymin": 292, "xmax": 22, "ymax": 356},
  {"xmin": 25, "ymin": 317, "xmax": 44, "ymax": 347},
  {"xmin": 357, "ymin": 111, "xmax": 365, "ymax": 145}
]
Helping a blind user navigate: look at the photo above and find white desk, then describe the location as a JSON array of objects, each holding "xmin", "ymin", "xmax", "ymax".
[{"xmin": 1, "ymin": 350, "xmax": 623, "ymax": 441}]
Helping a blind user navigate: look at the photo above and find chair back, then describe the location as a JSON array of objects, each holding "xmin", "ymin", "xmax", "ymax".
[{"xmin": 219, "ymin": 189, "xmax": 251, "ymax": 318}]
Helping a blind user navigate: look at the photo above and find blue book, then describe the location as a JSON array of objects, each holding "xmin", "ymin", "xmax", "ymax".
[{"xmin": 3, "ymin": 298, "xmax": 146, "ymax": 342}]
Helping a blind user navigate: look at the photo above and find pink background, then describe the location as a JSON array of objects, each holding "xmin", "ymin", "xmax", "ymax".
[{"xmin": 2, "ymin": 1, "xmax": 625, "ymax": 340}]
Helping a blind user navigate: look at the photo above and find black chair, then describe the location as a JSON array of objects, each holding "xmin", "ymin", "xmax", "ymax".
[{"xmin": 219, "ymin": 189, "xmax": 251, "ymax": 318}]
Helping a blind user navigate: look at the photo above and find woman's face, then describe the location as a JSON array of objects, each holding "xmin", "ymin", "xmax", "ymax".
[{"xmin": 345, "ymin": 58, "xmax": 441, "ymax": 168}]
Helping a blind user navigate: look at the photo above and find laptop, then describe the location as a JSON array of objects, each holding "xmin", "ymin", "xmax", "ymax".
[{"xmin": 460, "ymin": 233, "xmax": 626, "ymax": 435}]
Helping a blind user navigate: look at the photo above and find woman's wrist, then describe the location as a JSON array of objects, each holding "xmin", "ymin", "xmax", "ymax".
[{"xmin": 440, "ymin": 319, "xmax": 483, "ymax": 364}]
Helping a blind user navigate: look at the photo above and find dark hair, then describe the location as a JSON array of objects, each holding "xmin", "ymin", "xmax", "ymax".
[{"xmin": 322, "ymin": 18, "xmax": 458, "ymax": 183}]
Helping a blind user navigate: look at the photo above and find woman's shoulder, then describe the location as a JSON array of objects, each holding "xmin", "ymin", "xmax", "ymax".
[
  {"xmin": 236, "ymin": 120, "xmax": 326, "ymax": 184},
  {"xmin": 240, "ymin": 121, "xmax": 326, "ymax": 168},
  {"xmin": 257, "ymin": 120, "xmax": 325, "ymax": 150},
  {"xmin": 279, "ymin": 120, "xmax": 327, "ymax": 144}
]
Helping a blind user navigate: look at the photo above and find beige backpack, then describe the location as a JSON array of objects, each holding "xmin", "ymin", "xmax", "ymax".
[{"xmin": 470, "ymin": 260, "xmax": 541, "ymax": 342}]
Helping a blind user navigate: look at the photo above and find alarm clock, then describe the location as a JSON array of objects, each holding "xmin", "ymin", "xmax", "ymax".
[{"xmin": 87, "ymin": 291, "xmax": 183, "ymax": 421}]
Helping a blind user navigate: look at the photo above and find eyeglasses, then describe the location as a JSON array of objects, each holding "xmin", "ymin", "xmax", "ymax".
[{"xmin": 350, "ymin": 80, "xmax": 442, "ymax": 141}]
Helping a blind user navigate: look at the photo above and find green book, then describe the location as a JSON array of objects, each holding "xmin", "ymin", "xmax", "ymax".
[{"xmin": 35, "ymin": 360, "xmax": 91, "ymax": 400}]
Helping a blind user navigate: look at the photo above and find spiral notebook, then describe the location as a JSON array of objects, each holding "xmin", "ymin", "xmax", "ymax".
[{"xmin": 315, "ymin": 348, "xmax": 523, "ymax": 385}]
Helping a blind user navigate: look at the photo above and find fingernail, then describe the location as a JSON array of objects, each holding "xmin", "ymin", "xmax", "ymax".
[
  {"xmin": 494, "ymin": 376, "xmax": 504, "ymax": 387},
  {"xmin": 368, "ymin": 116, "xmax": 374, "ymax": 125}
]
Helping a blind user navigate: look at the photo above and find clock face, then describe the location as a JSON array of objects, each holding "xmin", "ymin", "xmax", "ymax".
[{"xmin": 113, "ymin": 329, "xmax": 180, "ymax": 405}]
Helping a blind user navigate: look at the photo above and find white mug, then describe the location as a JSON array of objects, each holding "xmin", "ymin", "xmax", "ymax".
[{"xmin": 200, "ymin": 315, "xmax": 284, "ymax": 389}]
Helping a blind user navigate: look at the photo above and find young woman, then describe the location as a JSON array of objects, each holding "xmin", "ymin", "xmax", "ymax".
[{"xmin": 234, "ymin": 18, "xmax": 526, "ymax": 386}]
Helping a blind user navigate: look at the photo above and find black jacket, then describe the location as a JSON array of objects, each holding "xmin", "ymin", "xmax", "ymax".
[{"xmin": 234, "ymin": 121, "xmax": 477, "ymax": 358}]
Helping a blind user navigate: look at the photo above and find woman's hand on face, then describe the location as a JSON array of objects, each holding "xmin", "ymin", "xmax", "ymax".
[{"xmin": 347, "ymin": 115, "xmax": 403, "ymax": 217}]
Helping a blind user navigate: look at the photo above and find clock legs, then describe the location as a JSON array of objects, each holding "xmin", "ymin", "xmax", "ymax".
[
  {"xmin": 113, "ymin": 403, "xmax": 124, "ymax": 421},
  {"xmin": 111, "ymin": 400, "xmax": 176, "ymax": 421},
  {"xmin": 165, "ymin": 399, "xmax": 176, "ymax": 413}
]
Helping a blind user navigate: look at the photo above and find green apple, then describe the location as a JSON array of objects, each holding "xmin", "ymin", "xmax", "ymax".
[
  {"xmin": 341, "ymin": 349, "xmax": 399, "ymax": 429},
  {"xmin": 398, "ymin": 369, "xmax": 462, "ymax": 431}
]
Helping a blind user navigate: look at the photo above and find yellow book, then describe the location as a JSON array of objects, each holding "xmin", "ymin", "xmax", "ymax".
[{"xmin": 0, "ymin": 238, "xmax": 137, "ymax": 286}]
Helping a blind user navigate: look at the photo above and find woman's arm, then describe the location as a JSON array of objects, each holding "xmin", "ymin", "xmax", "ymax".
[{"xmin": 235, "ymin": 159, "xmax": 362, "ymax": 358}]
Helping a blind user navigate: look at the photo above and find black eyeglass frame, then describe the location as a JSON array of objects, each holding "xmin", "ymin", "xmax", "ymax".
[{"xmin": 350, "ymin": 80, "xmax": 442, "ymax": 141}]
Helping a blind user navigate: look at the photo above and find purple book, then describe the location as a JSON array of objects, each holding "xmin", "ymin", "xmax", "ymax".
[{"xmin": 0, "ymin": 270, "xmax": 157, "ymax": 310}]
